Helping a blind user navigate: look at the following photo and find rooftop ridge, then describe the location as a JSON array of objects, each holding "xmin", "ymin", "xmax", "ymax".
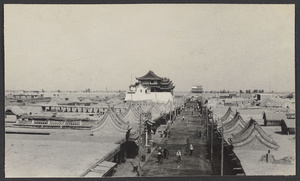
[{"xmin": 229, "ymin": 119, "xmax": 279, "ymax": 150}]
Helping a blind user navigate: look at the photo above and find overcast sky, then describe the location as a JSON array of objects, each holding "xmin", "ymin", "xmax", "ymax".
[{"xmin": 4, "ymin": 4, "xmax": 295, "ymax": 92}]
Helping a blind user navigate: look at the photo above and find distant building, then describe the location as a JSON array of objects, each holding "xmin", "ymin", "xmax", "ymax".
[
  {"xmin": 133, "ymin": 71, "xmax": 175, "ymax": 94},
  {"xmin": 263, "ymin": 112, "xmax": 286, "ymax": 126},
  {"xmin": 125, "ymin": 71, "xmax": 175, "ymax": 103},
  {"xmin": 191, "ymin": 85, "xmax": 203, "ymax": 93},
  {"xmin": 255, "ymin": 93, "xmax": 274, "ymax": 102}
]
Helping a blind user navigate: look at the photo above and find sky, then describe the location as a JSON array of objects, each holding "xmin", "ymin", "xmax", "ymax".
[{"xmin": 4, "ymin": 4, "xmax": 295, "ymax": 92}]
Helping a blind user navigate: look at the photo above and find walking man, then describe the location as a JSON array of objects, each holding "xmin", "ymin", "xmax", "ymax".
[
  {"xmin": 164, "ymin": 128, "xmax": 168, "ymax": 137},
  {"xmin": 157, "ymin": 147, "xmax": 163, "ymax": 164},
  {"xmin": 189, "ymin": 144, "xmax": 194, "ymax": 155},
  {"xmin": 176, "ymin": 150, "xmax": 182, "ymax": 163}
]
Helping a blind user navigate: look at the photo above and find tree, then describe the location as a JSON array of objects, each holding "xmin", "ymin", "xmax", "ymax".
[
  {"xmin": 240, "ymin": 90, "xmax": 243, "ymax": 93},
  {"xmin": 253, "ymin": 89, "xmax": 258, "ymax": 93}
]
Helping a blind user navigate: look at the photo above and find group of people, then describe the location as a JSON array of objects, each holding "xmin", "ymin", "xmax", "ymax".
[
  {"xmin": 157, "ymin": 147, "xmax": 170, "ymax": 164},
  {"xmin": 162, "ymin": 119, "xmax": 173, "ymax": 138},
  {"xmin": 157, "ymin": 104, "xmax": 198, "ymax": 166}
]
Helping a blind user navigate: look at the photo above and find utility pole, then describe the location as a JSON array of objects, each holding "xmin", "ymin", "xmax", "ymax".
[
  {"xmin": 138, "ymin": 107, "xmax": 142, "ymax": 177},
  {"xmin": 221, "ymin": 118, "xmax": 224, "ymax": 176},
  {"xmin": 170, "ymin": 100, "xmax": 172, "ymax": 122},
  {"xmin": 206, "ymin": 107, "xmax": 209, "ymax": 143},
  {"xmin": 211, "ymin": 111, "xmax": 214, "ymax": 164}
]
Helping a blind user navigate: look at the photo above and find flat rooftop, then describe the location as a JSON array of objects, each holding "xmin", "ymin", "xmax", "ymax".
[
  {"xmin": 212, "ymin": 106, "xmax": 295, "ymax": 175},
  {"xmin": 234, "ymin": 126, "xmax": 295, "ymax": 175},
  {"xmin": 5, "ymin": 127, "xmax": 123, "ymax": 177}
]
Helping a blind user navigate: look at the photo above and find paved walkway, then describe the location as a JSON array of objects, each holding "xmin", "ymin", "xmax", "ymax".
[{"xmin": 141, "ymin": 102, "xmax": 214, "ymax": 176}]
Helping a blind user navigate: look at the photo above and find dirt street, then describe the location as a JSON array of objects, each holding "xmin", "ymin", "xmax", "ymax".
[{"xmin": 141, "ymin": 102, "xmax": 213, "ymax": 176}]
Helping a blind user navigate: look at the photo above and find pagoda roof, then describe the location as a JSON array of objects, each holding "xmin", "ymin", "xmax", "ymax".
[
  {"xmin": 229, "ymin": 119, "xmax": 279, "ymax": 150},
  {"xmin": 136, "ymin": 71, "xmax": 163, "ymax": 81}
]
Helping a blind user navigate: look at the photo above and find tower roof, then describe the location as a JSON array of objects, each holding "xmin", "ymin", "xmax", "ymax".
[{"xmin": 136, "ymin": 71, "xmax": 163, "ymax": 81}]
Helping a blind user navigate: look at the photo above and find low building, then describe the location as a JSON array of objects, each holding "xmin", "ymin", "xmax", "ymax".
[
  {"xmin": 281, "ymin": 119, "xmax": 296, "ymax": 135},
  {"xmin": 263, "ymin": 112, "xmax": 286, "ymax": 126}
]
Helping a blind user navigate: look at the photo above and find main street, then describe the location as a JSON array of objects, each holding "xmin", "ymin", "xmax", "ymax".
[{"xmin": 141, "ymin": 101, "xmax": 213, "ymax": 176}]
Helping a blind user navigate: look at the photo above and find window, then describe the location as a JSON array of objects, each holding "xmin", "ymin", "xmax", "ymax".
[
  {"xmin": 140, "ymin": 89, "xmax": 142, "ymax": 93},
  {"xmin": 145, "ymin": 90, "xmax": 147, "ymax": 93}
]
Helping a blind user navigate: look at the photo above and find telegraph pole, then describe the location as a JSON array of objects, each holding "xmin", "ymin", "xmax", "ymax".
[
  {"xmin": 206, "ymin": 107, "xmax": 209, "ymax": 142},
  {"xmin": 211, "ymin": 111, "xmax": 214, "ymax": 163},
  {"xmin": 170, "ymin": 100, "xmax": 172, "ymax": 122},
  {"xmin": 138, "ymin": 107, "xmax": 142, "ymax": 177},
  {"xmin": 221, "ymin": 118, "xmax": 224, "ymax": 176}
]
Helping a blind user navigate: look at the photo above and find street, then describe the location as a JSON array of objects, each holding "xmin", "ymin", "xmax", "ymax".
[{"xmin": 141, "ymin": 102, "xmax": 213, "ymax": 176}]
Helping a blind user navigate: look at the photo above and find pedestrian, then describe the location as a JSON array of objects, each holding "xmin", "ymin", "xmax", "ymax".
[
  {"xmin": 164, "ymin": 128, "xmax": 168, "ymax": 137},
  {"xmin": 163, "ymin": 147, "xmax": 169, "ymax": 159},
  {"xmin": 189, "ymin": 144, "xmax": 194, "ymax": 155},
  {"xmin": 157, "ymin": 147, "xmax": 163, "ymax": 164},
  {"xmin": 167, "ymin": 129, "xmax": 170, "ymax": 138},
  {"xmin": 152, "ymin": 127, "xmax": 157, "ymax": 135},
  {"xmin": 182, "ymin": 116, "xmax": 185, "ymax": 121},
  {"xmin": 167, "ymin": 120, "xmax": 172, "ymax": 130},
  {"xmin": 176, "ymin": 150, "xmax": 182, "ymax": 163},
  {"xmin": 266, "ymin": 150, "xmax": 275, "ymax": 163}
]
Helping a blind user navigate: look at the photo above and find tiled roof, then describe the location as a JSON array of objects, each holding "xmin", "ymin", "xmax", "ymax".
[
  {"xmin": 5, "ymin": 106, "xmax": 27, "ymax": 116},
  {"xmin": 229, "ymin": 119, "xmax": 279, "ymax": 150},
  {"xmin": 222, "ymin": 112, "xmax": 246, "ymax": 132},
  {"xmin": 92, "ymin": 107, "xmax": 129, "ymax": 132},
  {"xmin": 217, "ymin": 107, "xmax": 235, "ymax": 127},
  {"xmin": 120, "ymin": 104, "xmax": 140, "ymax": 122},
  {"xmin": 136, "ymin": 71, "xmax": 163, "ymax": 81},
  {"xmin": 148, "ymin": 105, "xmax": 163, "ymax": 120}
]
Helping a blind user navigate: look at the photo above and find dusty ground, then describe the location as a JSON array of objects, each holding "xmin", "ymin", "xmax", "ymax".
[{"xmin": 141, "ymin": 102, "xmax": 213, "ymax": 176}]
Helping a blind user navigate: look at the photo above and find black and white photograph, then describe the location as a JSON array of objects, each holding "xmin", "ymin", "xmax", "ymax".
[{"xmin": 3, "ymin": 3, "xmax": 295, "ymax": 177}]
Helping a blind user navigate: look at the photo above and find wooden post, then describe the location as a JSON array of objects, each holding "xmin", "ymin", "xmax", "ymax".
[{"xmin": 221, "ymin": 118, "xmax": 224, "ymax": 176}]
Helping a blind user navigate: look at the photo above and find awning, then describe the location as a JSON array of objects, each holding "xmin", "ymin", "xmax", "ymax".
[
  {"xmin": 146, "ymin": 120, "xmax": 155, "ymax": 125},
  {"xmin": 85, "ymin": 161, "xmax": 117, "ymax": 177}
]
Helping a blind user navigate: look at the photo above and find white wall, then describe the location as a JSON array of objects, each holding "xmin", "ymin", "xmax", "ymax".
[{"xmin": 125, "ymin": 92, "xmax": 173, "ymax": 103}]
